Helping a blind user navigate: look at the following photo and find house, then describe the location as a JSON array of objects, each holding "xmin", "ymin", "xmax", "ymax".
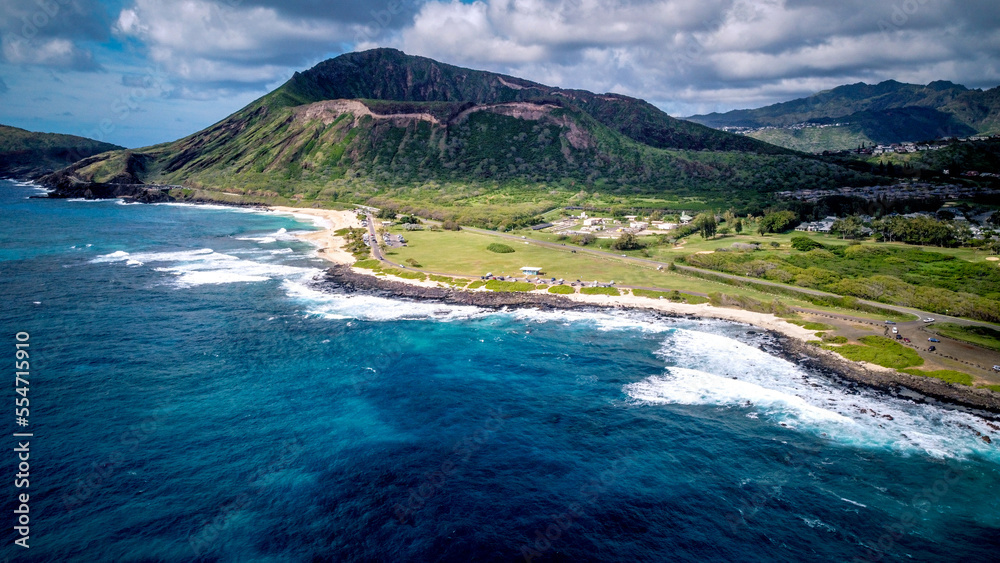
[
  {"xmin": 520, "ymin": 266, "xmax": 543, "ymax": 276},
  {"xmin": 795, "ymin": 216, "xmax": 837, "ymax": 233}
]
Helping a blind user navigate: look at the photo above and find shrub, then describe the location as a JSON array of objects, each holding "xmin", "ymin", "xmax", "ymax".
[
  {"xmin": 791, "ymin": 236, "xmax": 825, "ymax": 252},
  {"xmin": 467, "ymin": 280, "xmax": 485, "ymax": 289},
  {"xmin": 485, "ymin": 280, "xmax": 535, "ymax": 292},
  {"xmin": 548, "ymin": 285, "xmax": 575, "ymax": 295},
  {"xmin": 405, "ymin": 258, "xmax": 421, "ymax": 267},
  {"xmin": 580, "ymin": 286, "xmax": 621, "ymax": 296},
  {"xmin": 442, "ymin": 220, "xmax": 461, "ymax": 231},
  {"xmin": 487, "ymin": 243, "xmax": 515, "ymax": 253},
  {"xmin": 535, "ymin": 284, "xmax": 548, "ymax": 290},
  {"xmin": 821, "ymin": 334, "xmax": 848, "ymax": 344}
]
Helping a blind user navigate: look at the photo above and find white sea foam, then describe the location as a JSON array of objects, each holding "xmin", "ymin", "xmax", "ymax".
[
  {"xmin": 92, "ymin": 248, "xmax": 318, "ymax": 287},
  {"xmin": 625, "ymin": 327, "xmax": 1000, "ymax": 460},
  {"xmin": 508, "ymin": 307, "xmax": 677, "ymax": 333},
  {"xmin": 626, "ymin": 367, "xmax": 854, "ymax": 426},
  {"xmin": 282, "ymin": 280, "xmax": 486, "ymax": 322},
  {"xmin": 235, "ymin": 227, "xmax": 299, "ymax": 244}
]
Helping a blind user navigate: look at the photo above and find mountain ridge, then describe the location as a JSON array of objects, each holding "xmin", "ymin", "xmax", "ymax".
[
  {"xmin": 0, "ymin": 124, "xmax": 123, "ymax": 178},
  {"xmin": 686, "ymin": 79, "xmax": 1000, "ymax": 152},
  {"xmin": 41, "ymin": 49, "xmax": 880, "ymax": 226}
]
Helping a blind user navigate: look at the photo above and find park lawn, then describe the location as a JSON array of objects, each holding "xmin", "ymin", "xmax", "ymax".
[
  {"xmin": 901, "ymin": 368, "xmax": 975, "ymax": 386},
  {"xmin": 927, "ymin": 323, "xmax": 1000, "ymax": 352},
  {"xmin": 383, "ymin": 228, "xmax": 925, "ymax": 320},
  {"xmin": 826, "ymin": 335, "xmax": 924, "ymax": 369}
]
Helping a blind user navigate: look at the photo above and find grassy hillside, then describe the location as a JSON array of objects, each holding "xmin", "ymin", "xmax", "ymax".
[{"xmin": 0, "ymin": 124, "xmax": 122, "ymax": 178}]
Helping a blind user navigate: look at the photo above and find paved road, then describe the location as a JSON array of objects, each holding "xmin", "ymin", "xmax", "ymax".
[{"xmin": 365, "ymin": 213, "xmax": 384, "ymax": 260}]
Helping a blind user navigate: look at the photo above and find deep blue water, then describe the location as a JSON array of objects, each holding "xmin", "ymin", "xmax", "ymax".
[{"xmin": 1, "ymin": 179, "xmax": 999, "ymax": 562}]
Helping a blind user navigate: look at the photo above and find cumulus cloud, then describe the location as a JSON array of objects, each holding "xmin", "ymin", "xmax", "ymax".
[
  {"xmin": 0, "ymin": 0, "xmax": 109, "ymax": 70},
  {"xmin": 2, "ymin": 37, "xmax": 101, "ymax": 70},
  {"xmin": 391, "ymin": 0, "xmax": 1000, "ymax": 115},
  {"xmin": 112, "ymin": 0, "xmax": 419, "ymax": 91}
]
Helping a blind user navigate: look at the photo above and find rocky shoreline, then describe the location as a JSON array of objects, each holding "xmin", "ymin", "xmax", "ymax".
[{"xmin": 322, "ymin": 264, "xmax": 1000, "ymax": 418}]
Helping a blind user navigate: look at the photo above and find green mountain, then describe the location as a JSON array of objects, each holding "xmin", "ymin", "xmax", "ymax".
[
  {"xmin": 687, "ymin": 80, "xmax": 1000, "ymax": 152},
  {"xmin": 43, "ymin": 49, "xmax": 880, "ymax": 226},
  {"xmin": 0, "ymin": 125, "xmax": 122, "ymax": 178}
]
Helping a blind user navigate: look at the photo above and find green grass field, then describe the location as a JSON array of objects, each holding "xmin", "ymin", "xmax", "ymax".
[
  {"xmin": 827, "ymin": 335, "xmax": 924, "ymax": 369},
  {"xmin": 379, "ymin": 228, "xmax": 927, "ymax": 320},
  {"xmin": 927, "ymin": 323, "xmax": 1000, "ymax": 352},
  {"xmin": 901, "ymin": 368, "xmax": 974, "ymax": 386}
]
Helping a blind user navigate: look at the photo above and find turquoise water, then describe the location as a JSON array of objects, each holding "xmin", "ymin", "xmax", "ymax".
[{"xmin": 1, "ymin": 179, "xmax": 999, "ymax": 562}]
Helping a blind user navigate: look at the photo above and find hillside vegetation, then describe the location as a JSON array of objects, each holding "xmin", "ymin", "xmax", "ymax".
[
  {"xmin": 0, "ymin": 124, "xmax": 122, "ymax": 178},
  {"xmin": 42, "ymin": 49, "xmax": 882, "ymax": 226},
  {"xmin": 688, "ymin": 80, "xmax": 1000, "ymax": 151}
]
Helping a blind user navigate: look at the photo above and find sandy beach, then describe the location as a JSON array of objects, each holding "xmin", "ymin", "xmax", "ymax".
[{"xmin": 269, "ymin": 206, "xmax": 362, "ymax": 264}]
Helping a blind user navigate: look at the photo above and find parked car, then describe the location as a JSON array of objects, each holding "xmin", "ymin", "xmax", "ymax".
[
  {"xmin": 928, "ymin": 337, "xmax": 940, "ymax": 342},
  {"xmin": 993, "ymin": 365, "xmax": 1000, "ymax": 372},
  {"xmin": 903, "ymin": 338, "xmax": 911, "ymax": 343},
  {"xmin": 895, "ymin": 334, "xmax": 902, "ymax": 340},
  {"xmin": 892, "ymin": 327, "xmax": 898, "ymax": 334},
  {"xmin": 922, "ymin": 318, "xmax": 935, "ymax": 323},
  {"xmin": 885, "ymin": 321, "xmax": 896, "ymax": 325},
  {"xmin": 928, "ymin": 346, "xmax": 936, "ymax": 351}
]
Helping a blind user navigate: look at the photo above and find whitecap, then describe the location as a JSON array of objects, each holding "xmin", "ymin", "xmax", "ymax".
[
  {"xmin": 282, "ymin": 280, "xmax": 486, "ymax": 322},
  {"xmin": 625, "ymin": 327, "xmax": 1000, "ymax": 460},
  {"xmin": 91, "ymin": 247, "xmax": 318, "ymax": 287}
]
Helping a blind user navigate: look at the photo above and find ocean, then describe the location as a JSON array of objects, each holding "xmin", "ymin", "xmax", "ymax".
[{"xmin": 1, "ymin": 179, "xmax": 998, "ymax": 562}]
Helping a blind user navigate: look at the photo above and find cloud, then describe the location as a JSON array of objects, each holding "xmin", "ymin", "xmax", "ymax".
[
  {"xmin": 0, "ymin": 76, "xmax": 7, "ymax": 93},
  {"xmin": 390, "ymin": 0, "xmax": 1000, "ymax": 116},
  {"xmin": 2, "ymin": 37, "xmax": 101, "ymax": 70},
  {"xmin": 113, "ymin": 0, "xmax": 407, "ymax": 92},
  {"xmin": 0, "ymin": 0, "xmax": 110, "ymax": 70}
]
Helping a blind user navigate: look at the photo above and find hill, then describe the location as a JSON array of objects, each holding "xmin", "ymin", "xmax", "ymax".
[
  {"xmin": 0, "ymin": 125, "xmax": 122, "ymax": 178},
  {"xmin": 687, "ymin": 80, "xmax": 1000, "ymax": 152},
  {"xmin": 41, "ymin": 49, "xmax": 881, "ymax": 227}
]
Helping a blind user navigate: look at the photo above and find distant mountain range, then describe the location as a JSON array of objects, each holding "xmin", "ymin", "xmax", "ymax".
[
  {"xmin": 687, "ymin": 80, "xmax": 1000, "ymax": 153},
  {"xmin": 42, "ymin": 49, "xmax": 881, "ymax": 223},
  {"xmin": 0, "ymin": 125, "xmax": 121, "ymax": 178}
]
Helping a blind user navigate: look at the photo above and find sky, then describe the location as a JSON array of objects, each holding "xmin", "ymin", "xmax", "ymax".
[{"xmin": 2, "ymin": 0, "xmax": 999, "ymax": 148}]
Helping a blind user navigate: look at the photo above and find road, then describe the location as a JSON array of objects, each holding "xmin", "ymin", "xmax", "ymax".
[{"xmin": 365, "ymin": 212, "xmax": 384, "ymax": 260}]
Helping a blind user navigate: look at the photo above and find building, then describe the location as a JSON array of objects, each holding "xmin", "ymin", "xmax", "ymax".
[
  {"xmin": 520, "ymin": 267, "xmax": 543, "ymax": 276},
  {"xmin": 795, "ymin": 216, "xmax": 837, "ymax": 233}
]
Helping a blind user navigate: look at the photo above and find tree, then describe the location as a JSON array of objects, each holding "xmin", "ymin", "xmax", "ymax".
[
  {"xmin": 612, "ymin": 232, "xmax": 643, "ymax": 251},
  {"xmin": 733, "ymin": 218, "xmax": 743, "ymax": 234},
  {"xmin": 831, "ymin": 215, "xmax": 865, "ymax": 240},
  {"xmin": 757, "ymin": 210, "xmax": 798, "ymax": 234},
  {"xmin": 693, "ymin": 213, "xmax": 717, "ymax": 239}
]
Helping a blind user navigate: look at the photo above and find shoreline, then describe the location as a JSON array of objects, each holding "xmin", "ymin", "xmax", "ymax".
[
  {"xmin": 267, "ymin": 206, "xmax": 362, "ymax": 265},
  {"xmin": 319, "ymin": 264, "xmax": 1000, "ymax": 416}
]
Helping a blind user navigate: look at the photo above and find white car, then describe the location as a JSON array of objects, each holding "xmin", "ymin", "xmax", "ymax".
[
  {"xmin": 922, "ymin": 318, "xmax": 935, "ymax": 323},
  {"xmin": 892, "ymin": 327, "xmax": 898, "ymax": 334}
]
